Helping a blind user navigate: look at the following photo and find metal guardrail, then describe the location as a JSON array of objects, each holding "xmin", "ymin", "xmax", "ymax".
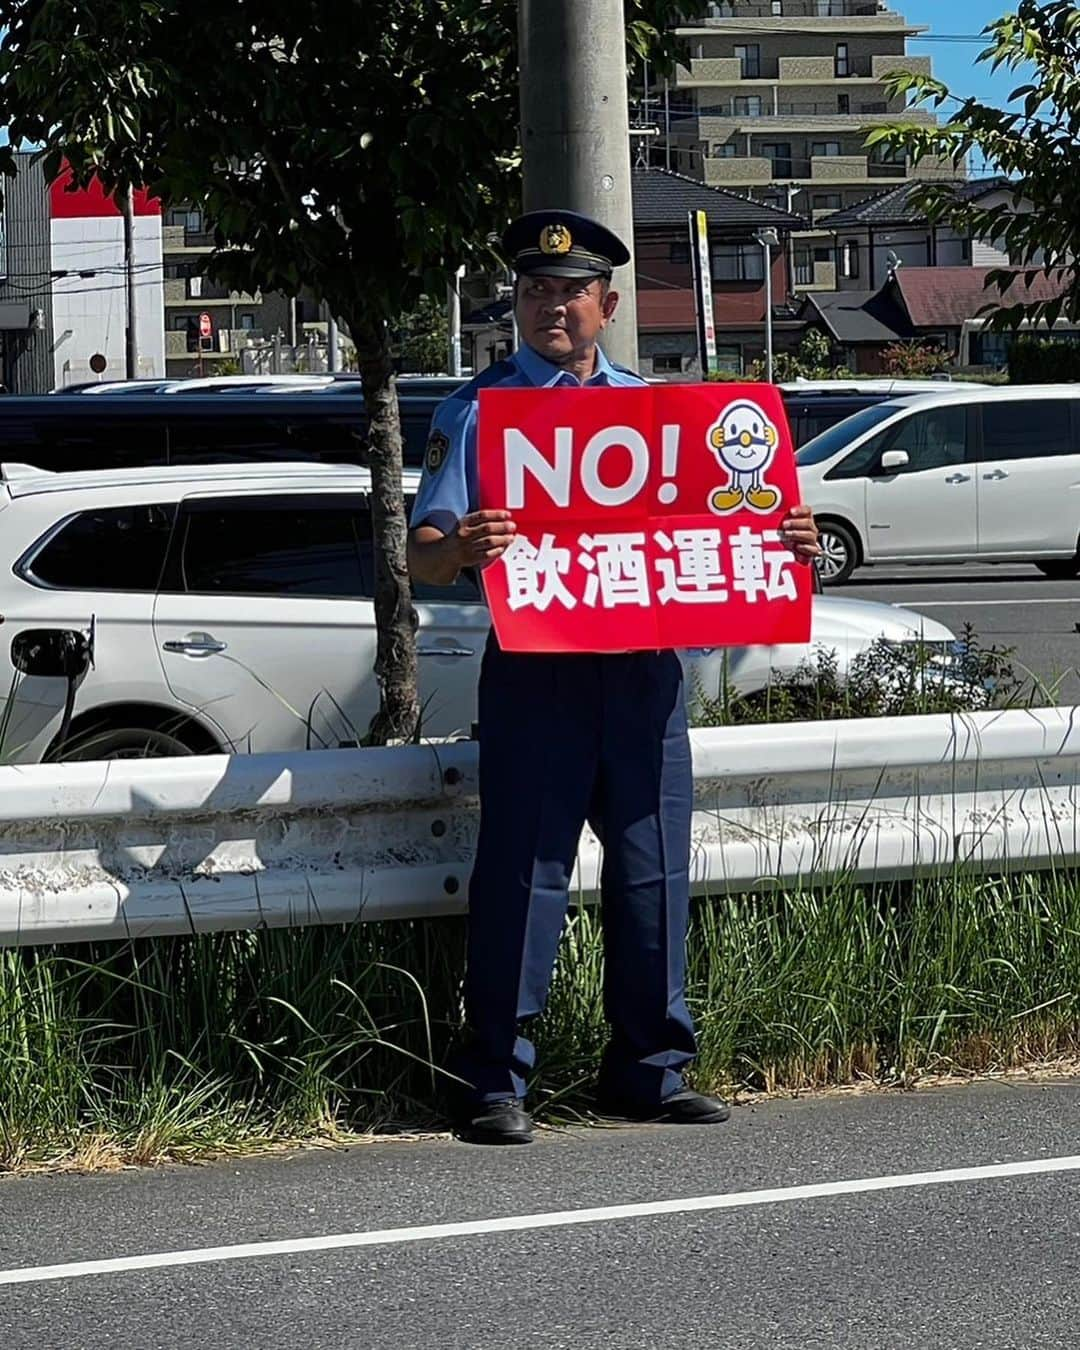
[{"xmin": 3, "ymin": 708, "xmax": 1079, "ymax": 947}]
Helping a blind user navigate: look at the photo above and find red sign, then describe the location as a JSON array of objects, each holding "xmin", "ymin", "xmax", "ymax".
[
  {"xmin": 198, "ymin": 311, "xmax": 213, "ymax": 339},
  {"xmin": 477, "ymin": 384, "xmax": 811, "ymax": 654}
]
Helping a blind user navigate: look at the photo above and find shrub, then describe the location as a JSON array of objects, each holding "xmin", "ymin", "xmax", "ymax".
[
  {"xmin": 881, "ymin": 340, "xmax": 951, "ymax": 378},
  {"xmin": 1008, "ymin": 338, "xmax": 1080, "ymax": 384},
  {"xmin": 690, "ymin": 629, "xmax": 1024, "ymax": 727}
]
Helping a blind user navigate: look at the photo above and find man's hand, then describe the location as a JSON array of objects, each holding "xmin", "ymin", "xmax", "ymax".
[
  {"xmin": 779, "ymin": 503, "xmax": 821, "ymax": 565},
  {"xmin": 453, "ymin": 509, "xmax": 518, "ymax": 568}
]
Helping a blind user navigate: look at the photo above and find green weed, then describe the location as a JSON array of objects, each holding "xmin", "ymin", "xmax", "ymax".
[{"xmin": 5, "ymin": 866, "xmax": 1080, "ymax": 1169}]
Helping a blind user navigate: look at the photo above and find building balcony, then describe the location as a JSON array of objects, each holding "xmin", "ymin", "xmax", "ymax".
[
  {"xmin": 698, "ymin": 1, "xmax": 885, "ymax": 14},
  {"xmin": 779, "ymin": 56, "xmax": 835, "ymax": 83},
  {"xmin": 164, "ymin": 277, "xmax": 260, "ymax": 304},
  {"xmin": 165, "ymin": 328, "xmax": 264, "ymax": 357},
  {"xmin": 704, "ymin": 155, "xmax": 774, "ymax": 187},
  {"xmin": 793, "ymin": 257, "xmax": 838, "ymax": 290},
  {"xmin": 162, "ymin": 223, "xmax": 216, "ymax": 252},
  {"xmin": 872, "ymin": 54, "xmax": 933, "ymax": 80},
  {"xmin": 696, "ymin": 105, "xmax": 933, "ymax": 135},
  {"xmin": 811, "ymin": 154, "xmax": 869, "ymax": 181},
  {"xmin": 679, "ymin": 5, "xmax": 918, "ymax": 33},
  {"xmin": 911, "ymin": 154, "xmax": 966, "ymax": 180},
  {"xmin": 674, "ymin": 57, "xmax": 743, "ymax": 85}
]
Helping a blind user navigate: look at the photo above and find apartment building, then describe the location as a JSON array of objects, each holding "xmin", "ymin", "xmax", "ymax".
[
  {"xmin": 162, "ymin": 206, "xmax": 284, "ymax": 376},
  {"xmin": 665, "ymin": 1, "xmax": 959, "ymax": 291}
]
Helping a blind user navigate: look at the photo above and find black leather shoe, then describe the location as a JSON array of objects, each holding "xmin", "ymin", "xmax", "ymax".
[
  {"xmin": 597, "ymin": 1087, "xmax": 731, "ymax": 1125},
  {"xmin": 454, "ymin": 1098, "xmax": 534, "ymax": 1145}
]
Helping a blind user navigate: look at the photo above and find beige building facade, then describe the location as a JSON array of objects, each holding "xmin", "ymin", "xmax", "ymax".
[{"xmin": 664, "ymin": 1, "xmax": 960, "ymax": 292}]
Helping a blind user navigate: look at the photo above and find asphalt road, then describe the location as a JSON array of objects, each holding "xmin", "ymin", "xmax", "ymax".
[
  {"xmin": 3, "ymin": 1079, "xmax": 1080, "ymax": 1349},
  {"xmin": 838, "ymin": 562, "xmax": 1080, "ymax": 704}
]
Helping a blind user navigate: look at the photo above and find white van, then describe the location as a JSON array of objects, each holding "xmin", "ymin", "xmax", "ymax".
[{"xmin": 795, "ymin": 385, "xmax": 1080, "ymax": 583}]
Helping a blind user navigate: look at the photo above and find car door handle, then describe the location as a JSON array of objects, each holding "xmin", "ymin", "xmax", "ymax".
[
  {"xmin": 162, "ymin": 634, "xmax": 228, "ymax": 657},
  {"xmin": 944, "ymin": 473, "xmax": 971, "ymax": 484},
  {"xmin": 417, "ymin": 644, "xmax": 474, "ymax": 658},
  {"xmin": 983, "ymin": 470, "xmax": 1009, "ymax": 481}
]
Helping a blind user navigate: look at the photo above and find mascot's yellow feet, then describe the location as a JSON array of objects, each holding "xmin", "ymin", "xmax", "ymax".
[
  {"xmin": 710, "ymin": 486, "xmax": 744, "ymax": 512},
  {"xmin": 747, "ymin": 486, "xmax": 780, "ymax": 511}
]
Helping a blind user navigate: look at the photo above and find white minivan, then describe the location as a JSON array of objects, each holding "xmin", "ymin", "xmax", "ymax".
[{"xmin": 796, "ymin": 385, "xmax": 1080, "ymax": 583}]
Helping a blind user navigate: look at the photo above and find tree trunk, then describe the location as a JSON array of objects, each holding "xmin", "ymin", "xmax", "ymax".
[{"xmin": 349, "ymin": 312, "xmax": 419, "ymax": 744}]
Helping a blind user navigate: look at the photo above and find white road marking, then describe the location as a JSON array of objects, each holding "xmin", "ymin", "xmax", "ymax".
[
  {"xmin": 2, "ymin": 1154, "xmax": 1080, "ymax": 1287},
  {"xmin": 890, "ymin": 598, "xmax": 1077, "ymax": 608}
]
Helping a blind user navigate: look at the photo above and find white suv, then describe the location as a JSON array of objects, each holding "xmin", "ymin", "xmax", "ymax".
[
  {"xmin": 0, "ymin": 461, "xmax": 959, "ymax": 761},
  {"xmin": 796, "ymin": 385, "xmax": 1080, "ymax": 583}
]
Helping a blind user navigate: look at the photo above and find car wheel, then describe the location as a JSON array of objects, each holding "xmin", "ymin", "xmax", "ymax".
[
  {"xmin": 52, "ymin": 726, "xmax": 197, "ymax": 762},
  {"xmin": 1036, "ymin": 558, "xmax": 1080, "ymax": 579},
  {"xmin": 815, "ymin": 521, "xmax": 859, "ymax": 586}
]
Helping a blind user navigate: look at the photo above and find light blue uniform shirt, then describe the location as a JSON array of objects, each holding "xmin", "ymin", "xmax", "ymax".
[{"xmin": 410, "ymin": 342, "xmax": 646, "ymax": 535}]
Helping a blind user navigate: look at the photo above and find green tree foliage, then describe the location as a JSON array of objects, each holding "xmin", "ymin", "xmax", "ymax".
[
  {"xmin": 868, "ymin": 0, "xmax": 1080, "ymax": 333},
  {"xmin": 0, "ymin": 0, "xmax": 697, "ymax": 741},
  {"xmin": 395, "ymin": 297, "xmax": 450, "ymax": 375},
  {"xmin": 761, "ymin": 328, "xmax": 851, "ymax": 382}
]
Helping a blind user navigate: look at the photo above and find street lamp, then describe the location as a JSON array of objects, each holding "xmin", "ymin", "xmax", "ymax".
[{"xmin": 753, "ymin": 226, "xmax": 779, "ymax": 383}]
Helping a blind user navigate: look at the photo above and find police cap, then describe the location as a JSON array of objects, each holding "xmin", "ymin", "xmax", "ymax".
[{"xmin": 501, "ymin": 209, "xmax": 631, "ymax": 280}]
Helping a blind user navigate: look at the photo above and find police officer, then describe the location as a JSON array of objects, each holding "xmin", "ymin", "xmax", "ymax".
[{"xmin": 408, "ymin": 210, "xmax": 820, "ymax": 1145}]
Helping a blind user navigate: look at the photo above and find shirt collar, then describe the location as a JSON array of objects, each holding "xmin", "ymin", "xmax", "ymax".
[{"xmin": 513, "ymin": 341, "xmax": 617, "ymax": 388}]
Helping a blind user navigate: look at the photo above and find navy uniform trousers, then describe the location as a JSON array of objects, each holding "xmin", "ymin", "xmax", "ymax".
[{"xmin": 458, "ymin": 635, "xmax": 698, "ymax": 1105}]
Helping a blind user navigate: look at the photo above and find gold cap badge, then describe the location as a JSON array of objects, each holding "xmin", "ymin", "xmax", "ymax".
[{"xmin": 539, "ymin": 223, "xmax": 573, "ymax": 255}]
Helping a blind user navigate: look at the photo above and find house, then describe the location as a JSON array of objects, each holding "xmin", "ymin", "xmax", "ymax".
[
  {"xmin": 801, "ymin": 265, "xmax": 1074, "ymax": 372},
  {"xmin": 632, "ymin": 167, "xmax": 805, "ymax": 378},
  {"xmin": 463, "ymin": 168, "xmax": 807, "ymax": 379},
  {"xmin": 815, "ymin": 176, "xmax": 1037, "ymax": 291}
]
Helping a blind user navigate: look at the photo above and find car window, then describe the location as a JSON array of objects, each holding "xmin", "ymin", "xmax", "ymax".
[
  {"xmin": 21, "ymin": 503, "xmax": 177, "ymax": 590},
  {"xmin": 178, "ymin": 496, "xmax": 373, "ymax": 597},
  {"xmin": 399, "ymin": 495, "xmax": 482, "ymax": 605},
  {"xmin": 794, "ymin": 403, "xmax": 902, "ymax": 467},
  {"xmin": 165, "ymin": 416, "xmax": 364, "ymax": 466},
  {"xmin": 401, "ymin": 409, "xmax": 437, "ymax": 468},
  {"xmin": 828, "ymin": 405, "xmax": 969, "ymax": 479},
  {"xmin": 0, "ymin": 416, "xmax": 168, "ymax": 472},
  {"xmin": 880, "ymin": 405, "xmax": 969, "ymax": 472},
  {"xmin": 980, "ymin": 400, "xmax": 1075, "ymax": 461}
]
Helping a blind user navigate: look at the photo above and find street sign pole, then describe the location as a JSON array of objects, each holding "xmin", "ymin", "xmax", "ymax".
[{"xmin": 689, "ymin": 210, "xmax": 718, "ymax": 379}]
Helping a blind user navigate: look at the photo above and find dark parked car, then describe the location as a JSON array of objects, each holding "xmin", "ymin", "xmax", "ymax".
[{"xmin": 0, "ymin": 391, "xmax": 446, "ymax": 473}]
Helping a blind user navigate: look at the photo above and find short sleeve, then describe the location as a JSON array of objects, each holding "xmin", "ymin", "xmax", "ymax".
[{"xmin": 409, "ymin": 395, "xmax": 477, "ymax": 535}]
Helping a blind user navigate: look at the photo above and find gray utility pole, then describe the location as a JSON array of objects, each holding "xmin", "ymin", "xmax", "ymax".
[
  {"xmin": 754, "ymin": 227, "xmax": 779, "ymax": 383},
  {"xmin": 447, "ymin": 265, "xmax": 464, "ymax": 376},
  {"xmin": 121, "ymin": 184, "xmax": 138, "ymax": 379},
  {"xmin": 518, "ymin": 0, "xmax": 639, "ymax": 370}
]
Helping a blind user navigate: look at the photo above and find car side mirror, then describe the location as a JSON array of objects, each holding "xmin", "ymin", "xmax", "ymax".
[
  {"xmin": 880, "ymin": 449, "xmax": 910, "ymax": 473},
  {"xmin": 10, "ymin": 628, "xmax": 91, "ymax": 680}
]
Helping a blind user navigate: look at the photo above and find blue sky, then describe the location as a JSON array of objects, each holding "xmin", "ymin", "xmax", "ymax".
[
  {"xmin": 899, "ymin": 1, "xmax": 1031, "ymax": 176},
  {"xmin": 902, "ymin": 1, "xmax": 1026, "ymax": 110}
]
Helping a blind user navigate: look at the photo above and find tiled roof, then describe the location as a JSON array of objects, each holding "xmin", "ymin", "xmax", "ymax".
[
  {"xmin": 632, "ymin": 168, "xmax": 805, "ymax": 231},
  {"xmin": 818, "ymin": 176, "xmax": 1014, "ymax": 230},
  {"xmin": 803, "ymin": 289, "xmax": 912, "ymax": 345},
  {"xmin": 894, "ymin": 266, "xmax": 1071, "ymax": 328}
]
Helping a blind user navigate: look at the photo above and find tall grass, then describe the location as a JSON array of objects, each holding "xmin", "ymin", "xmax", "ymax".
[{"xmin": 5, "ymin": 867, "xmax": 1080, "ymax": 1170}]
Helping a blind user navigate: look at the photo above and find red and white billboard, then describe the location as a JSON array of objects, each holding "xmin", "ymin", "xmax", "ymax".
[
  {"xmin": 477, "ymin": 384, "xmax": 811, "ymax": 654},
  {"xmin": 49, "ymin": 166, "xmax": 165, "ymax": 386}
]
